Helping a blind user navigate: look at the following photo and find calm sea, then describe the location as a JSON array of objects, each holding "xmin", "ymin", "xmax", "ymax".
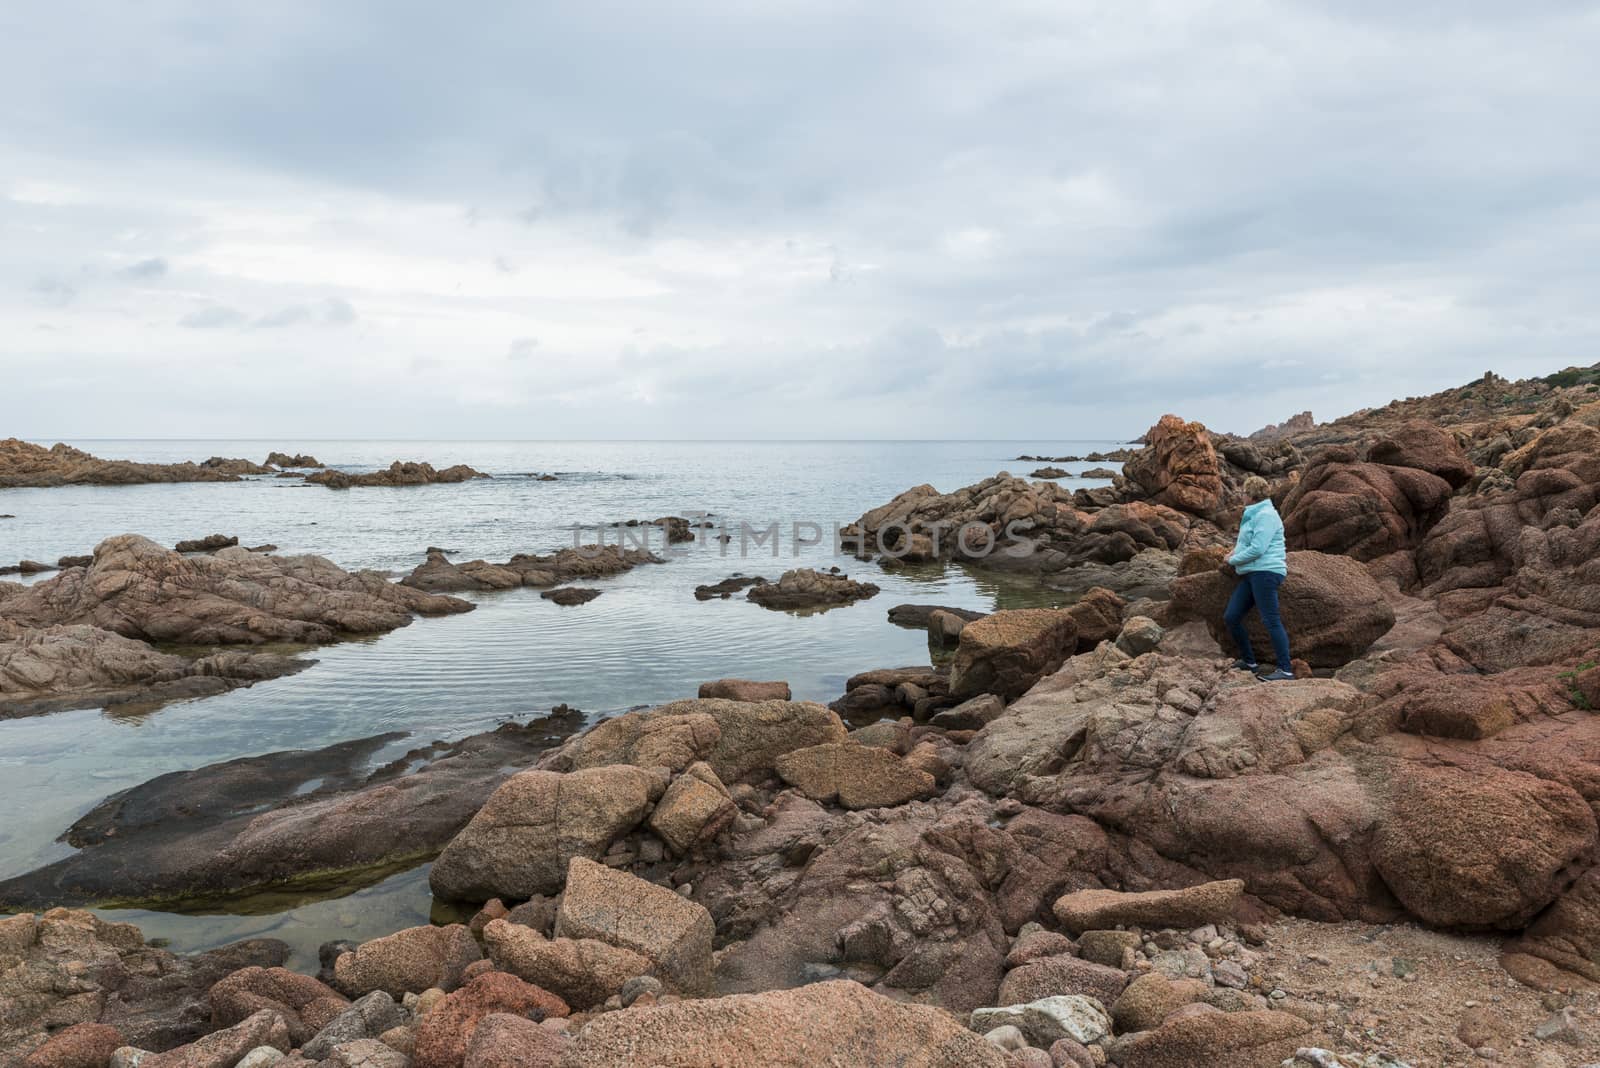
[{"xmin": 0, "ymin": 438, "xmax": 1122, "ymax": 965}]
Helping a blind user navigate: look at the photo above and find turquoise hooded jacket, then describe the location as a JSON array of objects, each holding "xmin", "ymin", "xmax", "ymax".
[{"xmin": 1228, "ymin": 499, "xmax": 1288, "ymax": 576}]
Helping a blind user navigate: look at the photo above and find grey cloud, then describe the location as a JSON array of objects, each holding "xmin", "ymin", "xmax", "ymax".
[
  {"xmin": 254, "ymin": 298, "xmax": 357, "ymax": 328},
  {"xmin": 179, "ymin": 305, "xmax": 247, "ymax": 329},
  {"xmin": 507, "ymin": 338, "xmax": 539, "ymax": 361},
  {"xmin": 117, "ymin": 257, "xmax": 168, "ymax": 279},
  {"xmin": 29, "ymin": 277, "xmax": 75, "ymax": 306}
]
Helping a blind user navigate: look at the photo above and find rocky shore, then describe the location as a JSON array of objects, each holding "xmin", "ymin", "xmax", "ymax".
[
  {"xmin": 8, "ymin": 363, "xmax": 1600, "ymax": 1066},
  {"xmin": 0, "ymin": 440, "xmax": 256, "ymax": 489}
]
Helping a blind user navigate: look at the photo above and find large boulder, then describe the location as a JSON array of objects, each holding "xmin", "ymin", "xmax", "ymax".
[
  {"xmin": 1124, "ymin": 415, "xmax": 1224, "ymax": 516},
  {"xmin": 1281, "ymin": 459, "xmax": 1453, "ymax": 561},
  {"xmin": 331, "ymin": 925, "xmax": 481, "ymax": 997},
  {"xmin": 950, "ymin": 609, "xmax": 1079, "ymax": 701},
  {"xmin": 773, "ymin": 742, "xmax": 936, "ymax": 809},
  {"xmin": 1166, "ymin": 551, "xmax": 1395, "ymax": 667},
  {"xmin": 1370, "ymin": 761, "xmax": 1597, "ymax": 928},
  {"xmin": 1367, "ymin": 420, "xmax": 1474, "ymax": 488},
  {"xmin": 429, "ymin": 765, "xmax": 664, "ymax": 901},
  {"xmin": 483, "ymin": 919, "xmax": 652, "ymax": 1009},
  {"xmin": 541, "ymin": 698, "xmax": 848, "ymax": 785},
  {"xmin": 549, "ymin": 980, "xmax": 1009, "ymax": 1067},
  {"xmin": 554, "ymin": 859, "xmax": 716, "ymax": 995}
]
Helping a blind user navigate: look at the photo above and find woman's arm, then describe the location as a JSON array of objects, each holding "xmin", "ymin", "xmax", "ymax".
[{"xmin": 1229, "ymin": 518, "xmax": 1264, "ymax": 567}]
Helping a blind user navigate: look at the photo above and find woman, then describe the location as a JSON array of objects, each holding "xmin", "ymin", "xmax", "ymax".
[{"xmin": 1224, "ymin": 475, "xmax": 1294, "ymax": 680}]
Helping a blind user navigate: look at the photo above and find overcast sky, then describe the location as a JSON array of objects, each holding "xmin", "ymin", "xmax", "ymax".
[{"xmin": 3, "ymin": 1, "xmax": 1598, "ymax": 440}]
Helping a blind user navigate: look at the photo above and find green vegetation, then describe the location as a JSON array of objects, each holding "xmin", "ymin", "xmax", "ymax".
[
  {"xmin": 1543, "ymin": 365, "xmax": 1600, "ymax": 389},
  {"xmin": 1559, "ymin": 660, "xmax": 1596, "ymax": 710}
]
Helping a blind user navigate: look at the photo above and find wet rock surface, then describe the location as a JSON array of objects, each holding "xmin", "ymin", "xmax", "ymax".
[{"xmin": 0, "ymin": 711, "xmax": 583, "ymax": 909}]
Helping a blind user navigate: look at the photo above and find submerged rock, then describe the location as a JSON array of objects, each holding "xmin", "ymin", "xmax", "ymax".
[
  {"xmin": 0, "ymin": 712, "xmax": 583, "ymax": 909},
  {"xmin": 540, "ymin": 587, "xmax": 600, "ymax": 606}
]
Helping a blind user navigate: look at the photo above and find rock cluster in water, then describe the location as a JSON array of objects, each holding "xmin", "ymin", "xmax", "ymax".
[{"xmin": 306, "ymin": 462, "xmax": 490, "ymax": 490}]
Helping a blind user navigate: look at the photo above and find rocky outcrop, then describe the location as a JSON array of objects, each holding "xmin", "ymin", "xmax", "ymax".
[
  {"xmin": 264, "ymin": 452, "xmax": 322, "ymax": 468},
  {"xmin": 1366, "ymin": 420, "xmax": 1475, "ymax": 488},
  {"xmin": 173, "ymin": 533, "xmax": 238, "ymax": 553},
  {"xmin": 4, "ymin": 535, "xmax": 470, "ymax": 645},
  {"xmin": 693, "ymin": 574, "xmax": 767, "ymax": 600},
  {"xmin": 0, "ymin": 908, "xmax": 288, "ymax": 1062},
  {"xmin": 1167, "ymin": 550, "xmax": 1395, "ymax": 667},
  {"xmin": 1281, "ymin": 456, "xmax": 1454, "ymax": 561},
  {"xmin": 1123, "ymin": 415, "xmax": 1225, "ymax": 516},
  {"xmin": 306, "ymin": 461, "xmax": 490, "ymax": 489},
  {"xmin": 0, "ymin": 439, "xmax": 249, "ymax": 488},
  {"xmin": 208, "ymin": 967, "xmax": 349, "ymax": 1044},
  {"xmin": 198, "ymin": 456, "xmax": 276, "ymax": 475},
  {"xmin": 747, "ymin": 568, "xmax": 879, "ymax": 611}
]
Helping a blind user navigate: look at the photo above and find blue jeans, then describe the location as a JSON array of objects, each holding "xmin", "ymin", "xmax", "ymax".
[{"xmin": 1224, "ymin": 571, "xmax": 1292, "ymax": 669}]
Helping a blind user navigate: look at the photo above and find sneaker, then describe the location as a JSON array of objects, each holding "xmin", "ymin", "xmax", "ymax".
[
  {"xmin": 1256, "ymin": 668, "xmax": 1296, "ymax": 682},
  {"xmin": 1231, "ymin": 659, "xmax": 1258, "ymax": 672}
]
